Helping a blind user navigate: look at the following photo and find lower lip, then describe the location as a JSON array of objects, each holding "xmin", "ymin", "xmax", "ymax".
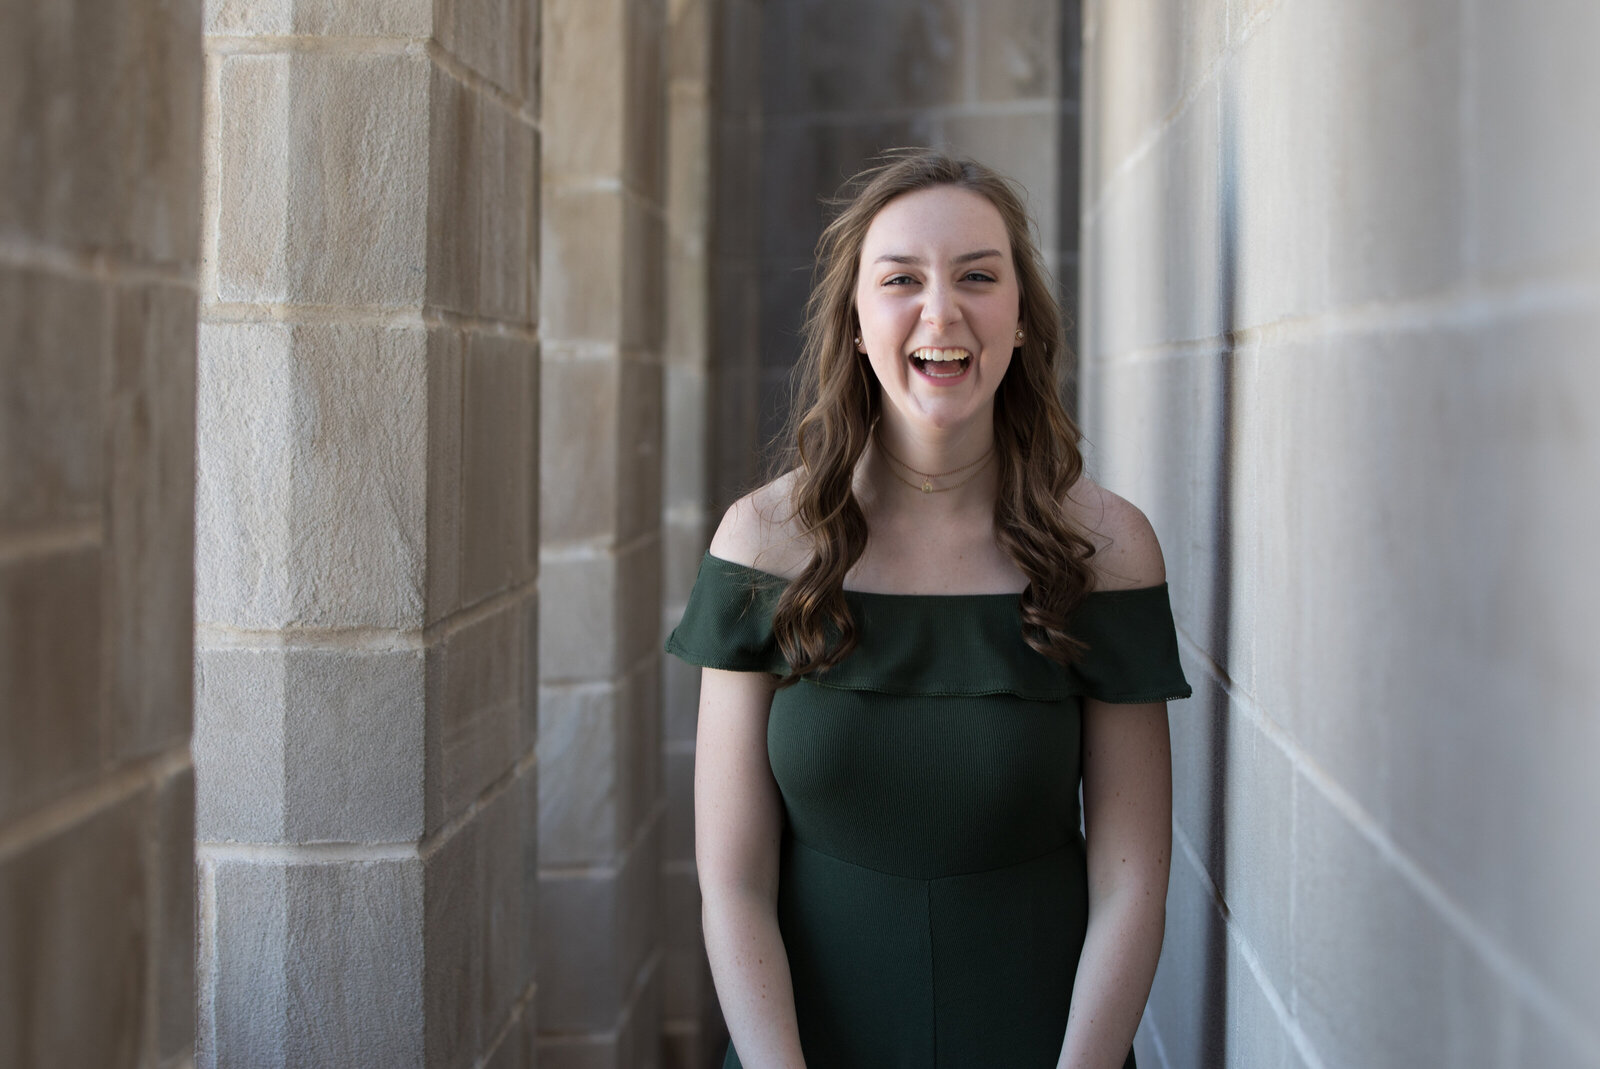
[{"xmin": 910, "ymin": 356, "xmax": 973, "ymax": 385}]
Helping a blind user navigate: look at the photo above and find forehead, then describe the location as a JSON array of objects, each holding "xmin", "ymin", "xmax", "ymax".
[{"xmin": 859, "ymin": 185, "xmax": 1012, "ymax": 262}]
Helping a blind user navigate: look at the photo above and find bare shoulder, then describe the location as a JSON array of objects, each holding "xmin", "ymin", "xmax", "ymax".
[
  {"xmin": 707, "ymin": 470, "xmax": 812, "ymax": 579},
  {"xmin": 1064, "ymin": 477, "xmax": 1167, "ymax": 592}
]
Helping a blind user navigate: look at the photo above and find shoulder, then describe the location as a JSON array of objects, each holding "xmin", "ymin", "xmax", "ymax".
[
  {"xmin": 707, "ymin": 471, "xmax": 813, "ymax": 579},
  {"xmin": 1063, "ymin": 477, "xmax": 1167, "ymax": 592}
]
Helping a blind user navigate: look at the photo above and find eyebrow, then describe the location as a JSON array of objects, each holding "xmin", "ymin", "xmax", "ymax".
[{"xmin": 873, "ymin": 249, "xmax": 1005, "ymax": 266}]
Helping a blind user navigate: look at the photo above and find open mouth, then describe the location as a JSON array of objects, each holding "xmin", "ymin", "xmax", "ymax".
[{"xmin": 909, "ymin": 348, "xmax": 972, "ymax": 380}]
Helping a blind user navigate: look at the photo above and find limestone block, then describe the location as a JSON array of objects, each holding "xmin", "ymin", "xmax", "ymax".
[
  {"xmin": 615, "ymin": 358, "xmax": 664, "ymax": 545},
  {"xmin": 667, "ymin": 0, "xmax": 711, "ymax": 83},
  {"xmin": 0, "ymin": 798, "xmax": 146, "ymax": 1069},
  {"xmin": 538, "ymin": 1035, "xmax": 620, "ymax": 1069},
  {"xmin": 662, "ymin": 748, "xmax": 694, "ymax": 864},
  {"xmin": 662, "ymin": 514, "xmax": 709, "ymax": 614},
  {"xmin": 1080, "ymin": 0, "xmax": 1224, "ymax": 200},
  {"xmin": 662, "ymin": 366, "xmax": 709, "ymax": 514},
  {"xmin": 0, "ymin": 548, "xmax": 102, "ymax": 822},
  {"xmin": 107, "ymin": 283, "xmax": 197, "ymax": 761},
  {"xmin": 1081, "ymin": 84, "xmax": 1218, "ymax": 362},
  {"xmin": 623, "ymin": 656, "xmax": 663, "ymax": 837},
  {"xmin": 973, "ymin": 0, "xmax": 1061, "ymax": 101},
  {"xmin": 542, "ymin": 0, "xmax": 626, "ymax": 180},
  {"xmin": 537, "ymin": 823, "xmax": 660, "ymax": 1033},
  {"xmin": 427, "ymin": 67, "xmax": 482, "ymax": 318},
  {"xmin": 1292, "ymin": 782, "xmax": 1507, "ymax": 1069},
  {"xmin": 1168, "ymin": 673, "xmax": 1293, "ymax": 997},
  {"xmin": 760, "ymin": 0, "xmax": 966, "ymax": 117},
  {"xmin": 1221, "ymin": 935, "xmax": 1307, "ymax": 1069},
  {"xmin": 213, "ymin": 52, "xmax": 429, "ymax": 306},
  {"xmin": 0, "ymin": 267, "xmax": 106, "ymax": 531},
  {"xmin": 0, "ymin": 0, "xmax": 202, "ymax": 264},
  {"xmin": 153, "ymin": 768, "xmax": 198, "ymax": 1062},
  {"xmin": 936, "ymin": 109, "xmax": 1063, "ymax": 260},
  {"xmin": 194, "ymin": 645, "xmax": 426, "ymax": 843},
  {"xmin": 661, "ymin": 651, "xmax": 701, "ymax": 745},
  {"xmin": 430, "ymin": 599, "xmax": 527, "ymax": 828},
  {"xmin": 540, "ymin": 356, "xmax": 620, "ymax": 544},
  {"xmin": 424, "ymin": 778, "xmax": 531, "ymax": 1069},
  {"xmin": 664, "ymin": 223, "xmax": 709, "ymax": 368},
  {"xmin": 540, "ymin": 189, "xmax": 625, "ymax": 343},
  {"xmin": 195, "ymin": 322, "xmax": 430, "ymax": 631},
  {"xmin": 462, "ymin": 333, "xmax": 537, "ymax": 605},
  {"xmin": 537, "ymin": 869, "xmax": 624, "ymax": 1033},
  {"xmin": 624, "ymin": 197, "xmax": 668, "ymax": 352},
  {"xmin": 427, "ymin": 327, "xmax": 465, "ymax": 622},
  {"xmin": 760, "ymin": 120, "xmax": 910, "ymax": 263},
  {"xmin": 436, "ymin": 0, "xmax": 525, "ymax": 96},
  {"xmin": 209, "ymin": 857, "xmax": 424, "ymax": 1067},
  {"xmin": 539, "ymin": 553, "xmax": 617, "ymax": 680},
  {"xmin": 1474, "ymin": 1, "xmax": 1600, "ymax": 281},
  {"xmin": 477, "ymin": 104, "xmax": 538, "ymax": 326},
  {"xmin": 538, "ymin": 681, "xmax": 623, "ymax": 865},
  {"xmin": 1140, "ymin": 853, "xmax": 1225, "ymax": 1066},
  {"xmin": 204, "ymin": 0, "xmax": 432, "ymax": 36},
  {"xmin": 624, "ymin": 0, "xmax": 666, "ymax": 200},
  {"xmin": 618, "ymin": 535, "xmax": 665, "ymax": 668}
]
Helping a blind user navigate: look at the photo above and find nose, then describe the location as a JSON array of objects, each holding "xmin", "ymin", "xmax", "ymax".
[{"xmin": 921, "ymin": 281, "xmax": 962, "ymax": 330}]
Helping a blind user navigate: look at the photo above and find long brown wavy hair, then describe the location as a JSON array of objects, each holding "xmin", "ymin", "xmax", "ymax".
[{"xmin": 770, "ymin": 149, "xmax": 1097, "ymax": 678}]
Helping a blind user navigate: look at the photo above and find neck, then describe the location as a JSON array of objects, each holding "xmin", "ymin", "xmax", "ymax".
[{"xmin": 868, "ymin": 416, "xmax": 1000, "ymax": 503}]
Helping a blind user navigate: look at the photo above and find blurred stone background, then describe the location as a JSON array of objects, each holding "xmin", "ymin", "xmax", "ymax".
[{"xmin": 1, "ymin": 1, "xmax": 1595, "ymax": 1068}]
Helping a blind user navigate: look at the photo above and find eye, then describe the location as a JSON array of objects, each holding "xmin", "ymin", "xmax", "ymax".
[
  {"xmin": 963, "ymin": 271, "xmax": 997, "ymax": 283},
  {"xmin": 883, "ymin": 274, "xmax": 917, "ymax": 286}
]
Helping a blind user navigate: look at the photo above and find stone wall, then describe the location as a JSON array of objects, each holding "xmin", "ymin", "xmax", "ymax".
[
  {"xmin": 536, "ymin": 0, "xmax": 669, "ymax": 1065},
  {"xmin": 1080, "ymin": 2, "xmax": 1600, "ymax": 1066},
  {"xmin": 0, "ymin": 0, "xmax": 202, "ymax": 1065},
  {"xmin": 756, "ymin": 0, "xmax": 1083, "ymax": 449},
  {"xmin": 194, "ymin": 3, "xmax": 541, "ymax": 1066}
]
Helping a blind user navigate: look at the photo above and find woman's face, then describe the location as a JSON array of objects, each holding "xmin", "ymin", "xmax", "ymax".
[{"xmin": 853, "ymin": 184, "xmax": 1022, "ymax": 434}]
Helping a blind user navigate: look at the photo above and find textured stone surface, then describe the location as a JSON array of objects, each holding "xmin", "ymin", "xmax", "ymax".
[
  {"xmin": 462, "ymin": 334, "xmax": 538, "ymax": 605},
  {"xmin": 0, "ymin": 0, "xmax": 203, "ymax": 264},
  {"xmin": 430, "ymin": 601, "xmax": 527, "ymax": 827},
  {"xmin": 208, "ymin": 857, "xmax": 425, "ymax": 1067},
  {"xmin": 195, "ymin": 645, "xmax": 427, "ymax": 844},
  {"xmin": 0, "ymin": 796, "xmax": 147, "ymax": 1069},
  {"xmin": 0, "ymin": 547, "xmax": 103, "ymax": 822},
  {"xmin": 213, "ymin": 52, "xmax": 430, "ymax": 306},
  {"xmin": 538, "ymin": 681, "xmax": 623, "ymax": 864},
  {"xmin": 0, "ymin": 267, "xmax": 107, "ymax": 531},
  {"xmin": 195, "ymin": 322, "xmax": 431, "ymax": 631},
  {"xmin": 1086, "ymin": 1, "xmax": 1600, "ymax": 1062},
  {"xmin": 107, "ymin": 283, "xmax": 198, "ymax": 761},
  {"xmin": 542, "ymin": 0, "xmax": 626, "ymax": 180},
  {"xmin": 205, "ymin": 0, "xmax": 432, "ymax": 36}
]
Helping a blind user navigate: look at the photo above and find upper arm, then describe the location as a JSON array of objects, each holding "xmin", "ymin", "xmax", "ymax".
[
  {"xmin": 1080, "ymin": 696, "xmax": 1172, "ymax": 905},
  {"xmin": 694, "ymin": 664, "xmax": 785, "ymax": 903}
]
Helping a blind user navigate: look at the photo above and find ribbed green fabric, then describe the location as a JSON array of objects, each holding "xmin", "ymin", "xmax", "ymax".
[
  {"xmin": 666, "ymin": 553, "xmax": 1193, "ymax": 703},
  {"xmin": 666, "ymin": 552, "xmax": 1188, "ymax": 1069}
]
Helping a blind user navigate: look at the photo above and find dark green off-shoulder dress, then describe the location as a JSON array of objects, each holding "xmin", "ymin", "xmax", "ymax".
[{"xmin": 666, "ymin": 554, "xmax": 1192, "ymax": 1069}]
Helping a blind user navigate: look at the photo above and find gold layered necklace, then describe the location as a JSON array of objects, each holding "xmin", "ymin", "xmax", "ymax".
[{"xmin": 876, "ymin": 437, "xmax": 995, "ymax": 494}]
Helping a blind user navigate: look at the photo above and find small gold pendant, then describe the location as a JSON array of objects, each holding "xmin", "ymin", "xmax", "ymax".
[{"xmin": 922, "ymin": 480, "xmax": 933, "ymax": 493}]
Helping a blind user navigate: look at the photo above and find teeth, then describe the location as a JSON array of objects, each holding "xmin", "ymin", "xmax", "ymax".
[{"xmin": 912, "ymin": 348, "xmax": 970, "ymax": 362}]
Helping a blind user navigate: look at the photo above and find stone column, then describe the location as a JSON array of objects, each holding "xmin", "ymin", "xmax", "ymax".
[
  {"xmin": 536, "ymin": 0, "xmax": 668, "ymax": 1065},
  {"xmin": 0, "ymin": 1, "xmax": 202, "ymax": 1065},
  {"xmin": 1081, "ymin": 1, "xmax": 1600, "ymax": 1066},
  {"xmin": 194, "ymin": 4, "xmax": 541, "ymax": 1066},
  {"xmin": 708, "ymin": 0, "xmax": 766, "ymax": 510},
  {"xmin": 660, "ymin": 0, "xmax": 724, "ymax": 1064}
]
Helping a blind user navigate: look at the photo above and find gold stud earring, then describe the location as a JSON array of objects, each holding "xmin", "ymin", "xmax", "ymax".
[
  {"xmin": 854, "ymin": 335, "xmax": 862, "ymax": 346},
  {"xmin": 1015, "ymin": 328, "xmax": 1025, "ymax": 341}
]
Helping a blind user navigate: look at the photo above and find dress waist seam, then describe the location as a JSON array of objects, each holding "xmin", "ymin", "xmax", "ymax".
[{"xmin": 786, "ymin": 833, "xmax": 1079, "ymax": 882}]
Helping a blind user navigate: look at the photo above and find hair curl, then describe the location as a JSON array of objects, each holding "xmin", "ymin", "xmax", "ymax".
[{"xmin": 770, "ymin": 149, "xmax": 1097, "ymax": 679}]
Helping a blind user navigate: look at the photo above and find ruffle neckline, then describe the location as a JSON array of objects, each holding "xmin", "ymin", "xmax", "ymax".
[{"xmin": 664, "ymin": 554, "xmax": 1193, "ymax": 705}]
